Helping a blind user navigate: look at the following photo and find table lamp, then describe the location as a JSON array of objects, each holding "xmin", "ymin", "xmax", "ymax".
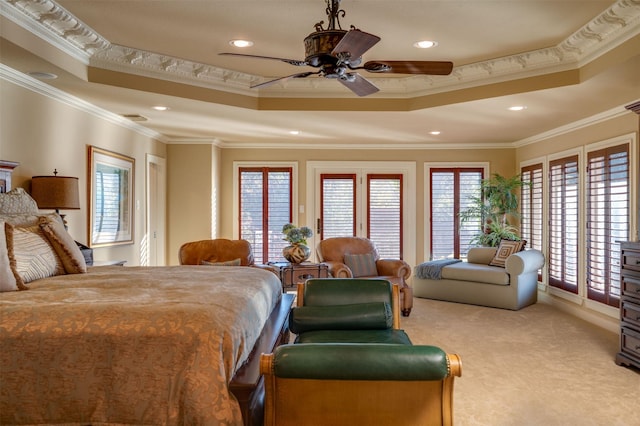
[{"xmin": 31, "ymin": 169, "xmax": 80, "ymax": 229}]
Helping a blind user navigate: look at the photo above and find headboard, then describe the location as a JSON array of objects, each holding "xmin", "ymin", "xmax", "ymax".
[{"xmin": 0, "ymin": 160, "xmax": 19, "ymax": 193}]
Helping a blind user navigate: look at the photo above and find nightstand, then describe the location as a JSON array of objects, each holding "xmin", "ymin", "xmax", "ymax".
[{"xmin": 268, "ymin": 261, "xmax": 329, "ymax": 289}]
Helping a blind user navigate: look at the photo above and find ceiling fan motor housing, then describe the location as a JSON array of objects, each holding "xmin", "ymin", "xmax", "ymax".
[{"xmin": 304, "ymin": 30, "xmax": 348, "ymax": 67}]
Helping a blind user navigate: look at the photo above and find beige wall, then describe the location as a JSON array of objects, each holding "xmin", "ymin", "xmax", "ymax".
[
  {"xmin": 166, "ymin": 143, "xmax": 218, "ymax": 265},
  {"xmin": 0, "ymin": 79, "xmax": 166, "ymax": 266}
]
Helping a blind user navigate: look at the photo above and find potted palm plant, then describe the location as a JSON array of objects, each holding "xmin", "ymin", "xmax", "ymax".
[{"xmin": 459, "ymin": 173, "xmax": 529, "ymax": 247}]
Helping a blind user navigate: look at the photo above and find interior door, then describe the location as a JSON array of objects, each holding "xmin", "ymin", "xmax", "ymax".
[{"xmin": 146, "ymin": 155, "xmax": 166, "ymax": 266}]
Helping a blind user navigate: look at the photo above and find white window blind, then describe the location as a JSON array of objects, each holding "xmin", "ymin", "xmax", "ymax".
[
  {"xmin": 586, "ymin": 144, "xmax": 629, "ymax": 307},
  {"xmin": 93, "ymin": 170, "xmax": 126, "ymax": 243}
]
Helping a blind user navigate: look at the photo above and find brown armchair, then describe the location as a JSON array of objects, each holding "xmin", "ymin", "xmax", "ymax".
[
  {"xmin": 178, "ymin": 239, "xmax": 278, "ymax": 275},
  {"xmin": 316, "ymin": 237, "xmax": 413, "ymax": 316}
]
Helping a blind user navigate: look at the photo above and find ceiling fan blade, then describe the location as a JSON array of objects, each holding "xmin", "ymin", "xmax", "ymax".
[
  {"xmin": 220, "ymin": 52, "xmax": 308, "ymax": 67},
  {"xmin": 331, "ymin": 29, "xmax": 381, "ymax": 62},
  {"xmin": 250, "ymin": 71, "xmax": 318, "ymax": 89},
  {"xmin": 338, "ymin": 73, "xmax": 379, "ymax": 97},
  {"xmin": 363, "ymin": 60, "xmax": 454, "ymax": 75}
]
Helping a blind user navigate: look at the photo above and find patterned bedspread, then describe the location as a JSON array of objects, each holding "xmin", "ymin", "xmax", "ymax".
[{"xmin": 0, "ymin": 265, "xmax": 282, "ymax": 425}]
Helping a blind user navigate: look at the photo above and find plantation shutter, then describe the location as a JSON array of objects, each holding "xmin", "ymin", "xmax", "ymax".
[
  {"xmin": 94, "ymin": 170, "xmax": 124, "ymax": 242},
  {"xmin": 368, "ymin": 175, "xmax": 403, "ymax": 258},
  {"xmin": 586, "ymin": 144, "xmax": 629, "ymax": 307},
  {"xmin": 320, "ymin": 174, "xmax": 356, "ymax": 239},
  {"xmin": 430, "ymin": 168, "xmax": 483, "ymax": 260},
  {"xmin": 239, "ymin": 167, "xmax": 292, "ymax": 263},
  {"xmin": 520, "ymin": 163, "xmax": 543, "ymax": 252},
  {"xmin": 548, "ymin": 156, "xmax": 579, "ymax": 293}
]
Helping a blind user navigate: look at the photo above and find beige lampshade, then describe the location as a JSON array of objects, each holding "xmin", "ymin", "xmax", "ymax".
[{"xmin": 31, "ymin": 175, "xmax": 80, "ymax": 210}]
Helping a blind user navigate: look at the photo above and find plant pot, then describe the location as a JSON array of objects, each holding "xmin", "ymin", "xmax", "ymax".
[{"xmin": 282, "ymin": 244, "xmax": 311, "ymax": 263}]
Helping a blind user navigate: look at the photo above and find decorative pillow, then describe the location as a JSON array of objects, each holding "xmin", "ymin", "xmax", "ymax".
[
  {"xmin": 0, "ymin": 221, "xmax": 20, "ymax": 291},
  {"xmin": 0, "ymin": 212, "xmax": 63, "ymax": 228},
  {"xmin": 0, "ymin": 188, "xmax": 39, "ymax": 214},
  {"xmin": 489, "ymin": 239, "xmax": 527, "ymax": 268},
  {"xmin": 38, "ymin": 216, "xmax": 87, "ymax": 274},
  {"xmin": 5, "ymin": 223, "xmax": 65, "ymax": 285},
  {"xmin": 344, "ymin": 253, "xmax": 378, "ymax": 277},
  {"xmin": 201, "ymin": 258, "xmax": 242, "ymax": 266}
]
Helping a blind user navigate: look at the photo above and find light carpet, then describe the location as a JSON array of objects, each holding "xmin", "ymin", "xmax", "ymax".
[{"xmin": 401, "ymin": 297, "xmax": 640, "ymax": 426}]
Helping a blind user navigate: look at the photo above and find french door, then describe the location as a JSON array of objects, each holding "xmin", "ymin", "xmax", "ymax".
[{"xmin": 310, "ymin": 162, "xmax": 415, "ymax": 263}]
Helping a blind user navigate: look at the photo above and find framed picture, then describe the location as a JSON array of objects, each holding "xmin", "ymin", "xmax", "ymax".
[{"xmin": 88, "ymin": 146, "xmax": 135, "ymax": 247}]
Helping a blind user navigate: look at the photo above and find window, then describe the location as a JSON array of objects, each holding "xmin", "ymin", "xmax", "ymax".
[
  {"xmin": 430, "ymin": 168, "xmax": 483, "ymax": 260},
  {"xmin": 586, "ymin": 144, "xmax": 629, "ymax": 307},
  {"xmin": 548, "ymin": 155, "xmax": 579, "ymax": 293},
  {"xmin": 239, "ymin": 167, "xmax": 292, "ymax": 263},
  {"xmin": 520, "ymin": 163, "xmax": 544, "ymax": 252}
]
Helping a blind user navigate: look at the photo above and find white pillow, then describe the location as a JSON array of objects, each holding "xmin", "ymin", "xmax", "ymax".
[
  {"xmin": 5, "ymin": 222, "xmax": 65, "ymax": 286},
  {"xmin": 0, "ymin": 188, "xmax": 39, "ymax": 214}
]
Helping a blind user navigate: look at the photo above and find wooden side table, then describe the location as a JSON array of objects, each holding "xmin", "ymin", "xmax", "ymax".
[{"xmin": 268, "ymin": 262, "xmax": 329, "ymax": 289}]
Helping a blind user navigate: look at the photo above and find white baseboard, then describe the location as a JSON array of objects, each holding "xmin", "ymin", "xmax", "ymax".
[{"xmin": 537, "ymin": 291, "xmax": 619, "ymax": 335}]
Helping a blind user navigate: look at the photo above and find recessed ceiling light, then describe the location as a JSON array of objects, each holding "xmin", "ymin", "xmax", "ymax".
[
  {"xmin": 413, "ymin": 40, "xmax": 438, "ymax": 49},
  {"xmin": 152, "ymin": 105, "xmax": 169, "ymax": 111},
  {"xmin": 508, "ymin": 105, "xmax": 527, "ymax": 111},
  {"xmin": 229, "ymin": 39, "xmax": 254, "ymax": 48},
  {"xmin": 28, "ymin": 71, "xmax": 58, "ymax": 80},
  {"xmin": 430, "ymin": 131, "xmax": 441, "ymax": 135},
  {"xmin": 289, "ymin": 130, "xmax": 300, "ymax": 135}
]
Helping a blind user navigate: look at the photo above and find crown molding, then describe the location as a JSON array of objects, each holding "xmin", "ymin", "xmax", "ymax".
[
  {"xmin": 512, "ymin": 103, "xmax": 635, "ymax": 147},
  {"xmin": 2, "ymin": 0, "xmax": 639, "ymax": 98}
]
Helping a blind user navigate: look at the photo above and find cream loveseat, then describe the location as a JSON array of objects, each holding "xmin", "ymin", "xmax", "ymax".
[{"xmin": 413, "ymin": 247, "xmax": 545, "ymax": 310}]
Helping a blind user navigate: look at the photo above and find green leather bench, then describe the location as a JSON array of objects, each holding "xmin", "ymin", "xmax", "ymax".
[
  {"xmin": 261, "ymin": 343, "xmax": 462, "ymax": 426},
  {"xmin": 290, "ymin": 278, "xmax": 412, "ymax": 344}
]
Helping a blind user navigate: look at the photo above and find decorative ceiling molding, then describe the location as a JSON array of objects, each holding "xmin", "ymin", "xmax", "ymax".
[
  {"xmin": 1, "ymin": 0, "xmax": 108, "ymax": 62},
  {"xmin": 2, "ymin": 0, "xmax": 640, "ymax": 98}
]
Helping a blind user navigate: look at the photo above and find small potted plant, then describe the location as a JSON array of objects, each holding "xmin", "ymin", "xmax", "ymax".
[{"xmin": 282, "ymin": 223, "xmax": 313, "ymax": 263}]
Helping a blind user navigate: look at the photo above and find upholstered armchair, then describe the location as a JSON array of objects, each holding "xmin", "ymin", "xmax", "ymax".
[
  {"xmin": 316, "ymin": 237, "xmax": 413, "ymax": 316},
  {"xmin": 178, "ymin": 239, "xmax": 278, "ymax": 275},
  {"xmin": 261, "ymin": 343, "xmax": 462, "ymax": 426}
]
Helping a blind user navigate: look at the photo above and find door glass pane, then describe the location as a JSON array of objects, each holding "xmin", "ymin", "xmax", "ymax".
[
  {"xmin": 368, "ymin": 175, "xmax": 402, "ymax": 258},
  {"xmin": 321, "ymin": 175, "xmax": 355, "ymax": 238},
  {"xmin": 430, "ymin": 168, "xmax": 483, "ymax": 260},
  {"xmin": 548, "ymin": 156, "xmax": 579, "ymax": 293},
  {"xmin": 240, "ymin": 168, "xmax": 292, "ymax": 263}
]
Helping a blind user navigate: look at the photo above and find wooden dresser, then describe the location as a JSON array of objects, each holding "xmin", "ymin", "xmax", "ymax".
[{"xmin": 616, "ymin": 241, "xmax": 640, "ymax": 369}]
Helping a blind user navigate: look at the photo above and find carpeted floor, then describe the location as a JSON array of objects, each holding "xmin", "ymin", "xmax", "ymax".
[{"xmin": 401, "ymin": 297, "xmax": 640, "ymax": 426}]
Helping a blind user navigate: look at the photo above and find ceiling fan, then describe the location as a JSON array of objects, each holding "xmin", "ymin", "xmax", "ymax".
[{"xmin": 220, "ymin": 0, "xmax": 453, "ymax": 97}]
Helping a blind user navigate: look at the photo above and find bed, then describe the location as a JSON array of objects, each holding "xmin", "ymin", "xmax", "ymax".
[{"xmin": 0, "ymin": 185, "xmax": 293, "ymax": 425}]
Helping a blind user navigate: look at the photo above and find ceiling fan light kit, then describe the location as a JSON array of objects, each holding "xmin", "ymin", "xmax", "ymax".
[{"xmin": 221, "ymin": 0, "xmax": 453, "ymax": 97}]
